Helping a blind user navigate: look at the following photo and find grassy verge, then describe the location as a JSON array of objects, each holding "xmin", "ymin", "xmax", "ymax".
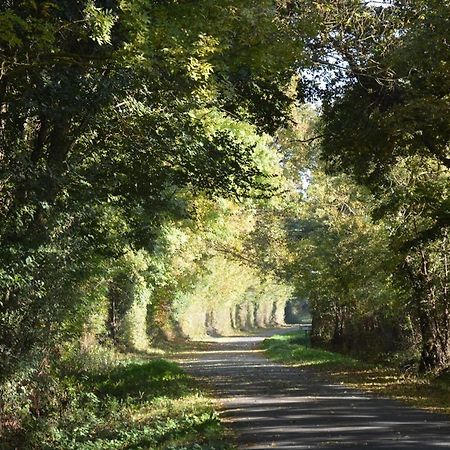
[
  {"xmin": 263, "ymin": 331, "xmax": 450, "ymax": 416},
  {"xmin": 2, "ymin": 357, "xmax": 234, "ymax": 450}
]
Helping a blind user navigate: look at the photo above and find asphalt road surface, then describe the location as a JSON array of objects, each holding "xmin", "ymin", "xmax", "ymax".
[{"xmin": 176, "ymin": 329, "xmax": 450, "ymax": 449}]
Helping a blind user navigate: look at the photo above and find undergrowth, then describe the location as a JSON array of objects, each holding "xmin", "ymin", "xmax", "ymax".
[
  {"xmin": 1, "ymin": 357, "xmax": 233, "ymax": 450},
  {"xmin": 263, "ymin": 331, "xmax": 450, "ymax": 416}
]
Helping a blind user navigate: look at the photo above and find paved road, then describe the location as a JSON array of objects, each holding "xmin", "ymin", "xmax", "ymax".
[{"xmin": 176, "ymin": 329, "xmax": 450, "ymax": 449}]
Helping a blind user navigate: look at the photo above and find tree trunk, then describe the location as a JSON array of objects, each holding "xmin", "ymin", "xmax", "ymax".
[
  {"xmin": 405, "ymin": 249, "xmax": 450, "ymax": 372},
  {"xmin": 108, "ymin": 281, "xmax": 119, "ymax": 344},
  {"xmin": 418, "ymin": 313, "xmax": 447, "ymax": 372},
  {"xmin": 331, "ymin": 303, "xmax": 345, "ymax": 351}
]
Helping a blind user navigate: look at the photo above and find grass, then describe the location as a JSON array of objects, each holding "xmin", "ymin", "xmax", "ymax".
[
  {"xmin": 263, "ymin": 332, "xmax": 359, "ymax": 368},
  {"xmin": 2, "ymin": 357, "xmax": 234, "ymax": 450},
  {"xmin": 263, "ymin": 331, "xmax": 450, "ymax": 416}
]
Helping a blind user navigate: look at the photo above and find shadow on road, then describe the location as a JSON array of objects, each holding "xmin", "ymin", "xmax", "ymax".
[{"xmin": 176, "ymin": 329, "xmax": 450, "ymax": 449}]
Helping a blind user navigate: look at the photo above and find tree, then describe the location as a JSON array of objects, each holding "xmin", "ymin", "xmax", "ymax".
[
  {"xmin": 293, "ymin": 0, "xmax": 450, "ymax": 370},
  {"xmin": 287, "ymin": 170, "xmax": 407, "ymax": 355},
  {"xmin": 0, "ymin": 0, "xmax": 306, "ymax": 378}
]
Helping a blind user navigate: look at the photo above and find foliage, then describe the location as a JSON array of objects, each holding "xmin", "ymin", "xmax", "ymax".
[
  {"xmin": 289, "ymin": 171, "xmax": 411, "ymax": 356},
  {"xmin": 1, "ymin": 357, "xmax": 233, "ymax": 449},
  {"xmin": 281, "ymin": 0, "xmax": 450, "ymax": 371},
  {"xmin": 147, "ymin": 191, "xmax": 294, "ymax": 340},
  {"xmin": 170, "ymin": 255, "xmax": 290, "ymax": 339},
  {"xmin": 0, "ymin": 2, "xmax": 305, "ymax": 441},
  {"xmin": 275, "ymin": 106, "xmax": 410, "ymax": 358},
  {"xmin": 0, "ymin": 0, "xmax": 301, "ymax": 376}
]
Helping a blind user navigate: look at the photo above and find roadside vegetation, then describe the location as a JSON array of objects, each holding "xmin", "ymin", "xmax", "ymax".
[
  {"xmin": 264, "ymin": 331, "xmax": 450, "ymax": 416},
  {"xmin": 2, "ymin": 352, "xmax": 233, "ymax": 450}
]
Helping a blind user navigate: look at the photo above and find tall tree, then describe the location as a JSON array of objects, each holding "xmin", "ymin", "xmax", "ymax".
[{"xmin": 293, "ymin": 0, "xmax": 450, "ymax": 370}]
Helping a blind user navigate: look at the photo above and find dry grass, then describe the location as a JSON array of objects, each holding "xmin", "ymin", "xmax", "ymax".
[{"xmin": 327, "ymin": 366, "xmax": 450, "ymax": 415}]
